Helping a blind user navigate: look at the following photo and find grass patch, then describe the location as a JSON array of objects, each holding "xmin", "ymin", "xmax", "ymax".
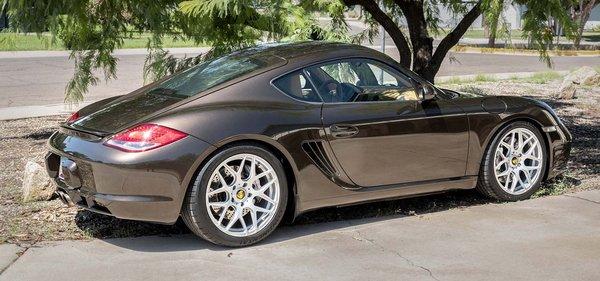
[
  {"xmin": 438, "ymin": 74, "xmax": 496, "ymax": 85},
  {"xmin": 474, "ymin": 74, "xmax": 496, "ymax": 82},
  {"xmin": 0, "ymin": 32, "xmax": 206, "ymax": 51},
  {"xmin": 443, "ymin": 76, "xmax": 467, "ymax": 84},
  {"xmin": 439, "ymin": 70, "xmax": 563, "ymax": 86},
  {"xmin": 528, "ymin": 71, "xmax": 562, "ymax": 83},
  {"xmin": 533, "ymin": 174, "xmax": 578, "ymax": 198},
  {"xmin": 512, "ymin": 71, "xmax": 563, "ymax": 84}
]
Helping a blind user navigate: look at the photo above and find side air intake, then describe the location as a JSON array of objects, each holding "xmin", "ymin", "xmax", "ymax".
[{"xmin": 301, "ymin": 141, "xmax": 337, "ymax": 177}]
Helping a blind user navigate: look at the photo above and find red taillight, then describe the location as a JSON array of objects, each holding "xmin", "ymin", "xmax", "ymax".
[
  {"xmin": 104, "ymin": 124, "xmax": 187, "ymax": 152},
  {"xmin": 66, "ymin": 111, "xmax": 80, "ymax": 123}
]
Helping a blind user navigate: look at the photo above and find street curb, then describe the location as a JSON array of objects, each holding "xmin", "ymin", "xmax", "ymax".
[{"xmin": 0, "ymin": 102, "xmax": 91, "ymax": 121}]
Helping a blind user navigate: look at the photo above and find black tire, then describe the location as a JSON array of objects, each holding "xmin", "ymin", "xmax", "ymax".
[
  {"xmin": 181, "ymin": 144, "xmax": 288, "ymax": 247},
  {"xmin": 476, "ymin": 121, "xmax": 547, "ymax": 201}
]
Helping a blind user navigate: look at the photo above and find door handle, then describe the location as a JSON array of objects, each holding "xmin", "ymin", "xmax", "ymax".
[{"xmin": 330, "ymin": 124, "xmax": 359, "ymax": 138}]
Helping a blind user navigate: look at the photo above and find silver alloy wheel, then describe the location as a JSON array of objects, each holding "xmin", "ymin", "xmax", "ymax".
[
  {"xmin": 205, "ymin": 153, "xmax": 279, "ymax": 237},
  {"xmin": 493, "ymin": 127, "xmax": 543, "ymax": 195}
]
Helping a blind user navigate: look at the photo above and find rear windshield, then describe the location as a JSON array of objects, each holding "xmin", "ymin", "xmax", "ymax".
[{"xmin": 148, "ymin": 51, "xmax": 281, "ymax": 98}]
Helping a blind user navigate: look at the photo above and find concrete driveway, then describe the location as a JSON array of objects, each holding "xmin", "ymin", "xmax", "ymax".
[{"xmin": 1, "ymin": 190, "xmax": 599, "ymax": 281}]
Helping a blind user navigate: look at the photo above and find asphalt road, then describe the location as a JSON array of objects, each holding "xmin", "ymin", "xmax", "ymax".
[
  {"xmin": 1, "ymin": 190, "xmax": 599, "ymax": 281},
  {"xmin": 1, "ymin": 48, "xmax": 599, "ymax": 108}
]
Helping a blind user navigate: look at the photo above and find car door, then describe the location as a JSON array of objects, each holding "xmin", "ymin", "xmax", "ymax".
[{"xmin": 308, "ymin": 58, "xmax": 469, "ymax": 187}]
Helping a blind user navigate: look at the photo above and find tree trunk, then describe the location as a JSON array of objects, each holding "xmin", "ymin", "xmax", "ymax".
[
  {"xmin": 429, "ymin": 1, "xmax": 483, "ymax": 83},
  {"xmin": 483, "ymin": 13, "xmax": 490, "ymax": 37},
  {"xmin": 349, "ymin": 0, "xmax": 482, "ymax": 83},
  {"xmin": 486, "ymin": 0, "xmax": 505, "ymax": 48},
  {"xmin": 345, "ymin": 0, "xmax": 412, "ymax": 68},
  {"xmin": 574, "ymin": 0, "xmax": 597, "ymax": 49},
  {"xmin": 397, "ymin": 1, "xmax": 435, "ymax": 81},
  {"xmin": 488, "ymin": 33, "xmax": 497, "ymax": 48},
  {"xmin": 487, "ymin": 12, "xmax": 500, "ymax": 48}
]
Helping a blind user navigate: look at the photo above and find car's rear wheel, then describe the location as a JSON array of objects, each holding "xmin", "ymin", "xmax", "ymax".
[
  {"xmin": 476, "ymin": 121, "xmax": 547, "ymax": 201},
  {"xmin": 182, "ymin": 145, "xmax": 287, "ymax": 247}
]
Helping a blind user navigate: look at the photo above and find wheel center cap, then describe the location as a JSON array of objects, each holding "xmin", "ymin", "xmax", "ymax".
[
  {"xmin": 235, "ymin": 189, "xmax": 246, "ymax": 200},
  {"xmin": 511, "ymin": 157, "xmax": 519, "ymax": 165}
]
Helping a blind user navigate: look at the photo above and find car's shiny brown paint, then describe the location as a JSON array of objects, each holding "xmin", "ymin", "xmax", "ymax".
[
  {"xmin": 321, "ymin": 98, "xmax": 469, "ymax": 187},
  {"xmin": 46, "ymin": 42, "xmax": 571, "ymax": 224}
]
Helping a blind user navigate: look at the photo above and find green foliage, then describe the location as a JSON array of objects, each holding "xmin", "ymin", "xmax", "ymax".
[
  {"xmin": 5, "ymin": 0, "xmax": 578, "ymax": 102},
  {"xmin": 517, "ymin": 0, "xmax": 577, "ymax": 65}
]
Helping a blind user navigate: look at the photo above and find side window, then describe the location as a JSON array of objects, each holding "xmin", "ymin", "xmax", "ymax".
[
  {"xmin": 320, "ymin": 62, "xmax": 359, "ymax": 85},
  {"xmin": 273, "ymin": 71, "xmax": 321, "ymax": 102},
  {"xmin": 307, "ymin": 59, "xmax": 417, "ymax": 103},
  {"xmin": 369, "ymin": 64, "xmax": 400, "ymax": 86}
]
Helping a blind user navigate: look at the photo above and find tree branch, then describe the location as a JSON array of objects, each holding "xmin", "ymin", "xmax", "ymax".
[
  {"xmin": 343, "ymin": 0, "xmax": 412, "ymax": 68},
  {"xmin": 430, "ymin": 1, "xmax": 482, "ymax": 74}
]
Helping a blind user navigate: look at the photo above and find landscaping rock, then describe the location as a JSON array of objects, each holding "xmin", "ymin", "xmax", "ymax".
[
  {"xmin": 557, "ymin": 80, "xmax": 577, "ymax": 99},
  {"xmin": 22, "ymin": 161, "xmax": 56, "ymax": 202},
  {"xmin": 565, "ymin": 66, "xmax": 600, "ymax": 86},
  {"xmin": 556, "ymin": 66, "xmax": 600, "ymax": 99}
]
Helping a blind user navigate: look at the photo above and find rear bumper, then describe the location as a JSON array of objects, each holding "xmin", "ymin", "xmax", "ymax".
[
  {"xmin": 46, "ymin": 128, "xmax": 214, "ymax": 224},
  {"xmin": 53, "ymin": 178, "xmax": 175, "ymax": 222}
]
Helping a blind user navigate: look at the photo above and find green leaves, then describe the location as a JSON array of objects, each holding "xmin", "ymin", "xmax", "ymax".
[
  {"xmin": 518, "ymin": 0, "xmax": 577, "ymax": 66},
  {"xmin": 7, "ymin": 0, "xmax": 183, "ymax": 102},
  {"xmin": 6, "ymin": 0, "xmax": 581, "ymax": 100}
]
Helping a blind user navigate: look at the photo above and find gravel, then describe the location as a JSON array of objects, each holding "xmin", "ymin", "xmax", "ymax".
[{"xmin": 0, "ymin": 115, "xmax": 186, "ymax": 245}]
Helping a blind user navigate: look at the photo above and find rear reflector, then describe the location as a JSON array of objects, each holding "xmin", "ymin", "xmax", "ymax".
[{"xmin": 104, "ymin": 124, "xmax": 187, "ymax": 152}]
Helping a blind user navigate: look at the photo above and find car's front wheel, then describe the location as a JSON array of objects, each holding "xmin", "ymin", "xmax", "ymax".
[
  {"xmin": 182, "ymin": 145, "xmax": 288, "ymax": 247},
  {"xmin": 477, "ymin": 121, "xmax": 547, "ymax": 201}
]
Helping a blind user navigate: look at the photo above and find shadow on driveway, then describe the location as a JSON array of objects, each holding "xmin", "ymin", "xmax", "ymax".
[{"xmin": 76, "ymin": 189, "xmax": 494, "ymax": 252}]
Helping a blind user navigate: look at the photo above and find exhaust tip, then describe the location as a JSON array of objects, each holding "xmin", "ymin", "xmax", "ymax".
[
  {"xmin": 55, "ymin": 191, "xmax": 67, "ymax": 204},
  {"xmin": 56, "ymin": 190, "xmax": 75, "ymax": 207}
]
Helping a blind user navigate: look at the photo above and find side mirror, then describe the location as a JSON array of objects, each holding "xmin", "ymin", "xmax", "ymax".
[{"xmin": 416, "ymin": 83, "xmax": 436, "ymax": 101}]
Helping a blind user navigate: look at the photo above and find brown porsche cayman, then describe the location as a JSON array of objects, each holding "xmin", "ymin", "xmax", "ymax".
[{"xmin": 46, "ymin": 42, "xmax": 571, "ymax": 246}]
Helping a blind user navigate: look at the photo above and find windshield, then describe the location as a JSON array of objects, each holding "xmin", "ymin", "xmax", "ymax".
[{"xmin": 149, "ymin": 52, "xmax": 279, "ymax": 98}]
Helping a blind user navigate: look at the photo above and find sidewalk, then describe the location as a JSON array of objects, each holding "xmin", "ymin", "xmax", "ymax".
[
  {"xmin": 2, "ymin": 190, "xmax": 599, "ymax": 281},
  {"xmin": 0, "ymin": 102, "xmax": 91, "ymax": 120}
]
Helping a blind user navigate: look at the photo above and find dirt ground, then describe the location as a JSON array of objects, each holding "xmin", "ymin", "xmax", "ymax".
[{"xmin": 0, "ymin": 79, "xmax": 598, "ymax": 245}]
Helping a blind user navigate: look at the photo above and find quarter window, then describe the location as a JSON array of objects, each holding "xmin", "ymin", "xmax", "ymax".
[{"xmin": 273, "ymin": 71, "xmax": 321, "ymax": 102}]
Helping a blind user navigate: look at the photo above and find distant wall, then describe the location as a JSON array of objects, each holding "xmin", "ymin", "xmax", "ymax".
[
  {"xmin": 437, "ymin": 4, "xmax": 599, "ymax": 31},
  {"xmin": 436, "ymin": 3, "xmax": 522, "ymax": 30},
  {"xmin": 586, "ymin": 5, "xmax": 600, "ymax": 29}
]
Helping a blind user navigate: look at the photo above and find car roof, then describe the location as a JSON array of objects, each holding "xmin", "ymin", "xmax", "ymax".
[{"xmin": 230, "ymin": 41, "xmax": 375, "ymax": 63}]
